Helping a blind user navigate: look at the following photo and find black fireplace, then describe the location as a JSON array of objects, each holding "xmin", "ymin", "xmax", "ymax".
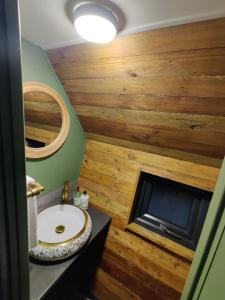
[{"xmin": 131, "ymin": 172, "xmax": 212, "ymax": 250}]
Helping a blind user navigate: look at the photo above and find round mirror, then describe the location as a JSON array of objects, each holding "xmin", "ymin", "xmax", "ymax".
[{"xmin": 24, "ymin": 82, "xmax": 70, "ymax": 158}]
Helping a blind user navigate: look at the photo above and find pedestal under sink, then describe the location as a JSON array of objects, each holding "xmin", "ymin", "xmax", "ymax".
[{"xmin": 30, "ymin": 204, "xmax": 92, "ymax": 261}]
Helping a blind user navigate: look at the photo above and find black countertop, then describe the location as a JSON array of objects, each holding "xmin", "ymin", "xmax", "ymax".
[{"xmin": 29, "ymin": 206, "xmax": 111, "ymax": 300}]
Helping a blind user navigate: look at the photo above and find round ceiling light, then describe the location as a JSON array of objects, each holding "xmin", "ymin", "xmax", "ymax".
[{"xmin": 73, "ymin": 2, "xmax": 119, "ymax": 43}]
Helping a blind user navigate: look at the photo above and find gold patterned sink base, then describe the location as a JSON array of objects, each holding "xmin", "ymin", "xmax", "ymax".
[{"xmin": 30, "ymin": 212, "xmax": 92, "ymax": 262}]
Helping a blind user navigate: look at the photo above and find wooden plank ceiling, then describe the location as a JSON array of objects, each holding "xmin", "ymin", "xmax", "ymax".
[{"xmin": 47, "ymin": 17, "xmax": 225, "ymax": 168}]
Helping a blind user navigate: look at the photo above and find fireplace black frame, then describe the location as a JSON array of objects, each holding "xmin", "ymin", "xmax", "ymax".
[{"xmin": 131, "ymin": 172, "xmax": 212, "ymax": 250}]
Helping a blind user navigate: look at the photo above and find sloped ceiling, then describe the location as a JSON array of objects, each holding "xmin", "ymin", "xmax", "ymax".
[
  {"xmin": 47, "ymin": 18, "xmax": 225, "ymax": 168},
  {"xmin": 19, "ymin": 0, "xmax": 225, "ymax": 49}
]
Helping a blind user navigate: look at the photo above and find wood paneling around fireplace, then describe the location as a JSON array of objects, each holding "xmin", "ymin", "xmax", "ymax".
[
  {"xmin": 47, "ymin": 17, "xmax": 225, "ymax": 168},
  {"xmin": 47, "ymin": 17, "xmax": 224, "ymax": 299},
  {"xmin": 78, "ymin": 140, "xmax": 220, "ymax": 300}
]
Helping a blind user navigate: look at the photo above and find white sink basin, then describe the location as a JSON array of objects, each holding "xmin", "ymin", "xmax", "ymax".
[{"xmin": 30, "ymin": 204, "xmax": 92, "ymax": 261}]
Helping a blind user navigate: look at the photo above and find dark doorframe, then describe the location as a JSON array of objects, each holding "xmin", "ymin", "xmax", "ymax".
[{"xmin": 0, "ymin": 0, "xmax": 29, "ymax": 299}]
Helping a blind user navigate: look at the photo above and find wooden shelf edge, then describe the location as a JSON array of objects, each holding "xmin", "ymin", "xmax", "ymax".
[{"xmin": 125, "ymin": 222, "xmax": 194, "ymax": 262}]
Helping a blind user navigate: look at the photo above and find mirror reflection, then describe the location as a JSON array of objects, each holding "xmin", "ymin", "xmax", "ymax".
[{"xmin": 24, "ymin": 90, "xmax": 62, "ymax": 148}]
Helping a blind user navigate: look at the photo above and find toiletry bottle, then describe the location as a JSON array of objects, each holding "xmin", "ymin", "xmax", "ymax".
[
  {"xmin": 80, "ymin": 191, "xmax": 89, "ymax": 210},
  {"xmin": 73, "ymin": 186, "xmax": 81, "ymax": 206}
]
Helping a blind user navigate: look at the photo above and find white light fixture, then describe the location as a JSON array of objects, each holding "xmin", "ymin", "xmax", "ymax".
[{"xmin": 73, "ymin": 1, "xmax": 119, "ymax": 43}]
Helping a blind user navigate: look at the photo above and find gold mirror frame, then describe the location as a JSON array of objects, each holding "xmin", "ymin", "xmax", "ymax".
[{"xmin": 24, "ymin": 81, "xmax": 70, "ymax": 159}]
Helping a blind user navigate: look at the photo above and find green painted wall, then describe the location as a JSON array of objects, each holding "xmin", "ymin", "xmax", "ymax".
[
  {"xmin": 181, "ymin": 159, "xmax": 225, "ymax": 299},
  {"xmin": 21, "ymin": 39, "xmax": 86, "ymax": 194},
  {"xmin": 199, "ymin": 228, "xmax": 225, "ymax": 300}
]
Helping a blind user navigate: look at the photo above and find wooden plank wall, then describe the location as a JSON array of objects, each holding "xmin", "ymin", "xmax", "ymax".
[
  {"xmin": 78, "ymin": 140, "xmax": 220, "ymax": 300},
  {"xmin": 24, "ymin": 91, "xmax": 61, "ymax": 144},
  {"xmin": 47, "ymin": 17, "xmax": 225, "ymax": 168},
  {"xmin": 47, "ymin": 17, "xmax": 224, "ymax": 299}
]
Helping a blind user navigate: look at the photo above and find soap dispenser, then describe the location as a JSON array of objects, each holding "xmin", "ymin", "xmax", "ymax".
[
  {"xmin": 73, "ymin": 186, "xmax": 81, "ymax": 206},
  {"xmin": 80, "ymin": 190, "xmax": 89, "ymax": 210}
]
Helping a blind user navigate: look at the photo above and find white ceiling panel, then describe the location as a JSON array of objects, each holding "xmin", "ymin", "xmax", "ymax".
[{"xmin": 19, "ymin": 0, "xmax": 225, "ymax": 49}]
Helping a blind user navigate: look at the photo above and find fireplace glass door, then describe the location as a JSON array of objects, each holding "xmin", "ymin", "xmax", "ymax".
[{"xmin": 131, "ymin": 172, "xmax": 212, "ymax": 250}]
